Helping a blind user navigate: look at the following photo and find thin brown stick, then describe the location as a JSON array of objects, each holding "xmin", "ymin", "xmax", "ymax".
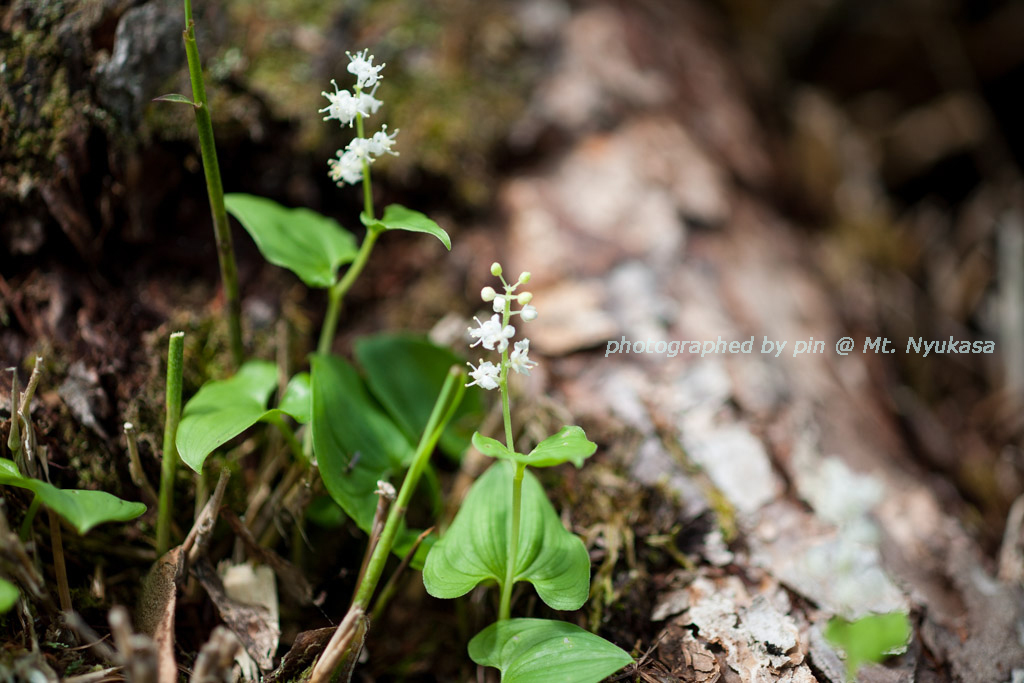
[{"xmin": 48, "ymin": 509, "xmax": 72, "ymax": 612}]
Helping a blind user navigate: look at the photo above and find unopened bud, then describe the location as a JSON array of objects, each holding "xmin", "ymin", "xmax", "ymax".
[
  {"xmin": 518, "ymin": 272, "xmax": 531, "ymax": 284},
  {"xmin": 481, "ymin": 286, "xmax": 496, "ymax": 302},
  {"xmin": 520, "ymin": 305, "xmax": 538, "ymax": 322},
  {"xmin": 517, "ymin": 292, "xmax": 533, "ymax": 305},
  {"xmin": 490, "ymin": 262, "xmax": 502, "ymax": 277}
]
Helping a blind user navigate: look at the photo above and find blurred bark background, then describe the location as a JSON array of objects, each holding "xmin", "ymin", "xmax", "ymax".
[{"xmin": 3, "ymin": 0, "xmax": 1024, "ymax": 680}]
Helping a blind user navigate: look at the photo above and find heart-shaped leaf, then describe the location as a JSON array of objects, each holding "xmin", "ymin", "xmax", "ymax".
[
  {"xmin": 468, "ymin": 619, "xmax": 632, "ymax": 683},
  {"xmin": 356, "ymin": 333, "xmax": 482, "ymax": 458},
  {"xmin": 310, "ymin": 354, "xmax": 426, "ymax": 560},
  {"xmin": 0, "ymin": 459, "xmax": 146, "ymax": 535},
  {"xmin": 225, "ymin": 193, "xmax": 358, "ymax": 288},
  {"xmin": 177, "ymin": 361, "xmax": 306, "ymax": 472},
  {"xmin": 422, "ymin": 461, "xmax": 590, "ymax": 611},
  {"xmin": 472, "ymin": 427, "xmax": 596, "ymax": 469},
  {"xmin": 362, "ymin": 204, "xmax": 451, "ymax": 250}
]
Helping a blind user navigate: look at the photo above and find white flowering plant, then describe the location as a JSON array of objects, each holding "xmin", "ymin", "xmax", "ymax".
[{"xmin": 422, "ymin": 263, "xmax": 633, "ymax": 683}]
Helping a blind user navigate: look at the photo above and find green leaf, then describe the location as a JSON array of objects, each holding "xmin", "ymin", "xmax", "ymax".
[
  {"xmin": 0, "ymin": 459, "xmax": 146, "ymax": 535},
  {"xmin": 472, "ymin": 432, "xmax": 515, "ymax": 460},
  {"xmin": 472, "ymin": 427, "xmax": 596, "ymax": 469},
  {"xmin": 0, "ymin": 578, "xmax": 18, "ymax": 614},
  {"xmin": 225, "ymin": 193, "xmax": 358, "ymax": 288},
  {"xmin": 363, "ymin": 204, "xmax": 451, "ymax": 250},
  {"xmin": 177, "ymin": 361, "xmax": 305, "ymax": 472},
  {"xmin": 356, "ymin": 333, "xmax": 482, "ymax": 458},
  {"xmin": 825, "ymin": 612, "xmax": 911, "ymax": 680},
  {"xmin": 422, "ymin": 461, "xmax": 590, "ymax": 611},
  {"xmin": 310, "ymin": 354, "xmax": 426, "ymax": 559},
  {"xmin": 153, "ymin": 93, "xmax": 196, "ymax": 106},
  {"xmin": 469, "ymin": 619, "xmax": 632, "ymax": 683},
  {"xmin": 278, "ymin": 372, "xmax": 311, "ymax": 424},
  {"xmin": 525, "ymin": 427, "xmax": 596, "ymax": 468}
]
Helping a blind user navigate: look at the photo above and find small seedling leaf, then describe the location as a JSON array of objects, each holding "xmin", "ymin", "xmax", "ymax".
[
  {"xmin": 356, "ymin": 334, "xmax": 482, "ymax": 459},
  {"xmin": 362, "ymin": 204, "xmax": 451, "ymax": 250},
  {"xmin": 310, "ymin": 354, "xmax": 427, "ymax": 561},
  {"xmin": 225, "ymin": 193, "xmax": 358, "ymax": 288},
  {"xmin": 177, "ymin": 361, "xmax": 305, "ymax": 472},
  {"xmin": 0, "ymin": 578, "xmax": 20, "ymax": 614},
  {"xmin": 825, "ymin": 612, "xmax": 911, "ymax": 680},
  {"xmin": 468, "ymin": 618, "xmax": 633, "ymax": 683},
  {"xmin": 422, "ymin": 461, "xmax": 590, "ymax": 610},
  {"xmin": 0, "ymin": 458, "xmax": 146, "ymax": 534},
  {"xmin": 153, "ymin": 93, "xmax": 196, "ymax": 106}
]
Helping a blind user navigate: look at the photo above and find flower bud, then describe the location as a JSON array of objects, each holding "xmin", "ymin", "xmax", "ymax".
[
  {"xmin": 517, "ymin": 292, "xmax": 533, "ymax": 305},
  {"xmin": 520, "ymin": 305, "xmax": 538, "ymax": 322},
  {"xmin": 490, "ymin": 262, "xmax": 503, "ymax": 277},
  {"xmin": 481, "ymin": 286, "xmax": 496, "ymax": 302},
  {"xmin": 518, "ymin": 272, "xmax": 531, "ymax": 284}
]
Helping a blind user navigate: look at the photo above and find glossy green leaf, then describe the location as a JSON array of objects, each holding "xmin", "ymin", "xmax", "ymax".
[
  {"xmin": 0, "ymin": 578, "xmax": 18, "ymax": 614},
  {"xmin": 311, "ymin": 354, "xmax": 425, "ymax": 557},
  {"xmin": 825, "ymin": 612, "xmax": 911, "ymax": 679},
  {"xmin": 0, "ymin": 459, "xmax": 146, "ymax": 535},
  {"xmin": 472, "ymin": 427, "xmax": 596, "ymax": 469},
  {"xmin": 356, "ymin": 333, "xmax": 482, "ymax": 458},
  {"xmin": 363, "ymin": 204, "xmax": 451, "ymax": 250},
  {"xmin": 153, "ymin": 93, "xmax": 195, "ymax": 106},
  {"xmin": 225, "ymin": 193, "xmax": 358, "ymax": 287},
  {"xmin": 422, "ymin": 461, "xmax": 590, "ymax": 611},
  {"xmin": 177, "ymin": 361, "xmax": 305, "ymax": 472},
  {"xmin": 469, "ymin": 619, "xmax": 632, "ymax": 683},
  {"xmin": 278, "ymin": 372, "xmax": 311, "ymax": 425}
]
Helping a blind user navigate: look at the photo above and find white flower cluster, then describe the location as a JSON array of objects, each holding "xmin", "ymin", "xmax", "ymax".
[
  {"xmin": 321, "ymin": 50, "xmax": 398, "ymax": 186},
  {"xmin": 466, "ymin": 263, "xmax": 538, "ymax": 391}
]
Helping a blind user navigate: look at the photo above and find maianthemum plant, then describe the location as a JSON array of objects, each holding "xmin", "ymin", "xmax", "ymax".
[{"xmin": 422, "ymin": 264, "xmax": 634, "ymax": 683}]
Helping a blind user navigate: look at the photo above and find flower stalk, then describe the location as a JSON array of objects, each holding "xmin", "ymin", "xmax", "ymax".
[
  {"xmin": 157, "ymin": 331, "xmax": 185, "ymax": 555},
  {"xmin": 466, "ymin": 263, "xmax": 538, "ymax": 621},
  {"xmin": 182, "ymin": 0, "xmax": 243, "ymax": 367}
]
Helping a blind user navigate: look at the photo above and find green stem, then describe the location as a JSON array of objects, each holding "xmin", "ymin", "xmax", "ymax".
[
  {"xmin": 157, "ymin": 332, "xmax": 185, "ymax": 556},
  {"xmin": 351, "ymin": 367, "xmax": 465, "ymax": 609},
  {"xmin": 182, "ymin": 2, "xmax": 243, "ymax": 367},
  {"xmin": 499, "ymin": 464, "xmax": 524, "ymax": 621},
  {"xmin": 315, "ymin": 111, "xmax": 378, "ymax": 356},
  {"xmin": 19, "ymin": 494, "xmax": 41, "ymax": 541},
  {"xmin": 316, "ymin": 226, "xmax": 381, "ymax": 355}
]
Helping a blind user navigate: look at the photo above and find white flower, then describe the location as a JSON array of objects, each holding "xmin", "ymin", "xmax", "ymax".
[
  {"xmin": 320, "ymin": 80, "xmax": 362, "ymax": 127},
  {"xmin": 346, "ymin": 136, "xmax": 376, "ymax": 162},
  {"xmin": 366, "ymin": 125, "xmax": 399, "ymax": 157},
  {"xmin": 468, "ymin": 314, "xmax": 515, "ymax": 352},
  {"xmin": 492, "ymin": 294, "xmax": 508, "ymax": 313},
  {"xmin": 508, "ymin": 340, "xmax": 538, "ymax": 376},
  {"xmin": 466, "ymin": 360, "xmax": 500, "ymax": 390},
  {"xmin": 328, "ymin": 148, "xmax": 365, "ymax": 185},
  {"xmin": 520, "ymin": 304, "xmax": 538, "ymax": 322},
  {"xmin": 347, "ymin": 49, "xmax": 385, "ymax": 90},
  {"xmin": 357, "ymin": 90, "xmax": 383, "ymax": 117}
]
